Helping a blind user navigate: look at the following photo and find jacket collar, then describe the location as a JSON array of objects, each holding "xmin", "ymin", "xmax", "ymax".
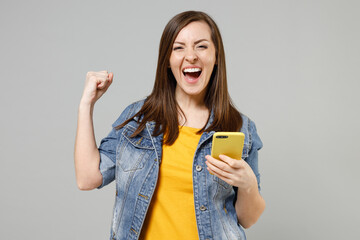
[
  {"xmin": 133, "ymin": 103, "xmax": 216, "ymax": 146},
  {"xmin": 199, "ymin": 107, "xmax": 216, "ymax": 145}
]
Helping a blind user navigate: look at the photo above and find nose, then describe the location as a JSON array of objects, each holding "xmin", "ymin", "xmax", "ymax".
[{"xmin": 185, "ymin": 48, "xmax": 198, "ymax": 62}]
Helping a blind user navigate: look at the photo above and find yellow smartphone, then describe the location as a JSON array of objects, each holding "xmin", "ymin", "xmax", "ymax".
[{"xmin": 211, "ymin": 132, "xmax": 245, "ymax": 160}]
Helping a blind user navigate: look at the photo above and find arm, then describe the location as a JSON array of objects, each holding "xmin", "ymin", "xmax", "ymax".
[
  {"xmin": 234, "ymin": 125, "xmax": 265, "ymax": 228},
  {"xmin": 74, "ymin": 102, "xmax": 102, "ymax": 190},
  {"xmin": 234, "ymin": 171, "xmax": 265, "ymax": 228},
  {"xmin": 206, "ymin": 119, "xmax": 264, "ymax": 227},
  {"xmin": 74, "ymin": 71, "xmax": 113, "ymax": 190},
  {"xmin": 205, "ymin": 154, "xmax": 265, "ymax": 228}
]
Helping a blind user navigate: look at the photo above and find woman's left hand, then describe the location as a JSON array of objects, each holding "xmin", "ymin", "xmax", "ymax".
[{"xmin": 205, "ymin": 154, "xmax": 258, "ymax": 192}]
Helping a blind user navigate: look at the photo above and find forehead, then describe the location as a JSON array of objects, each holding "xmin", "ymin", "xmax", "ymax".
[{"xmin": 174, "ymin": 21, "xmax": 212, "ymax": 42}]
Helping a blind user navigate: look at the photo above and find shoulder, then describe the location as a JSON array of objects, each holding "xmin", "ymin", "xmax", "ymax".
[
  {"xmin": 111, "ymin": 98, "xmax": 146, "ymax": 128},
  {"xmin": 240, "ymin": 113, "xmax": 263, "ymax": 153}
]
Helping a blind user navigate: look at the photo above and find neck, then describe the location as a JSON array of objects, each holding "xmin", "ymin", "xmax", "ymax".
[
  {"xmin": 175, "ymin": 88, "xmax": 209, "ymax": 128},
  {"xmin": 175, "ymin": 89, "xmax": 206, "ymax": 112}
]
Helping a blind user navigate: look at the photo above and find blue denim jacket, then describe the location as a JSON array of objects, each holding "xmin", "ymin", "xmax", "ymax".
[{"xmin": 98, "ymin": 99, "xmax": 263, "ymax": 240}]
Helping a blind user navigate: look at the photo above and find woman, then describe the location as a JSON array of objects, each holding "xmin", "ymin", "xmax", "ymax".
[{"xmin": 75, "ymin": 11, "xmax": 265, "ymax": 240}]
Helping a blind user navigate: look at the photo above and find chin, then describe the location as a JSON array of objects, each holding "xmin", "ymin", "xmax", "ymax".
[{"xmin": 184, "ymin": 88, "xmax": 206, "ymax": 97}]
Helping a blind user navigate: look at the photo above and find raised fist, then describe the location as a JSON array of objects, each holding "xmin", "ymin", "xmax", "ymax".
[{"xmin": 81, "ymin": 70, "xmax": 113, "ymax": 105}]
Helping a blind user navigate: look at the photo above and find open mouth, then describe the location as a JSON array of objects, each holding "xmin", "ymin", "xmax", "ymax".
[{"xmin": 183, "ymin": 68, "xmax": 202, "ymax": 81}]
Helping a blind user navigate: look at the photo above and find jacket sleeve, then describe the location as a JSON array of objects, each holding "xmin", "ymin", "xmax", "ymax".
[
  {"xmin": 245, "ymin": 120, "xmax": 263, "ymax": 192},
  {"xmin": 97, "ymin": 103, "xmax": 135, "ymax": 189}
]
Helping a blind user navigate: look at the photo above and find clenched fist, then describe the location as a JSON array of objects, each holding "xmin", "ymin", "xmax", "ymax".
[{"xmin": 81, "ymin": 70, "xmax": 113, "ymax": 105}]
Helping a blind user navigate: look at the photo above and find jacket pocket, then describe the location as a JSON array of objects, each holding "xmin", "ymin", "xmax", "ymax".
[{"xmin": 116, "ymin": 125, "xmax": 154, "ymax": 172}]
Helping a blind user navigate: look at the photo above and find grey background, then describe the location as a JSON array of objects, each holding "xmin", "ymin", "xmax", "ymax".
[{"xmin": 1, "ymin": 0, "xmax": 359, "ymax": 239}]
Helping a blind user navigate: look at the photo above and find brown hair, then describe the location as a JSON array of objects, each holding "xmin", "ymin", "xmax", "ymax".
[{"xmin": 116, "ymin": 11, "xmax": 242, "ymax": 145}]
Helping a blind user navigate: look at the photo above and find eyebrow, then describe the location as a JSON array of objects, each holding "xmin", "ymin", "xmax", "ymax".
[{"xmin": 173, "ymin": 39, "xmax": 210, "ymax": 45}]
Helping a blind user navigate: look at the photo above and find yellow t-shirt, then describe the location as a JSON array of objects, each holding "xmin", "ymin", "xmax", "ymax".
[{"xmin": 140, "ymin": 126, "xmax": 202, "ymax": 240}]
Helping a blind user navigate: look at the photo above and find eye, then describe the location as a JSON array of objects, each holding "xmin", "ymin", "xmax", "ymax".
[
  {"xmin": 197, "ymin": 45, "xmax": 208, "ymax": 49},
  {"xmin": 173, "ymin": 46, "xmax": 183, "ymax": 51}
]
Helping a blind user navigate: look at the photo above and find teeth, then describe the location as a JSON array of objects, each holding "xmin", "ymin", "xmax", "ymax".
[{"xmin": 183, "ymin": 68, "xmax": 202, "ymax": 73}]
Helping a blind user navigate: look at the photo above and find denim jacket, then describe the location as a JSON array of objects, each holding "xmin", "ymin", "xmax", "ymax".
[{"xmin": 98, "ymin": 99, "xmax": 263, "ymax": 240}]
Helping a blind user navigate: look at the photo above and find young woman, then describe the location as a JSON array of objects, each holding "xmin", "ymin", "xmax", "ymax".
[{"xmin": 75, "ymin": 11, "xmax": 265, "ymax": 240}]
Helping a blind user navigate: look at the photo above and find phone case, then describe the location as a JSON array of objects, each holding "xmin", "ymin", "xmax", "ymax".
[{"xmin": 211, "ymin": 132, "xmax": 245, "ymax": 160}]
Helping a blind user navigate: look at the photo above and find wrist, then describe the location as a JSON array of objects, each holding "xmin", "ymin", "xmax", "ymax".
[
  {"xmin": 79, "ymin": 98, "xmax": 95, "ymax": 108},
  {"xmin": 238, "ymin": 183, "xmax": 258, "ymax": 196},
  {"xmin": 78, "ymin": 100, "xmax": 95, "ymax": 114}
]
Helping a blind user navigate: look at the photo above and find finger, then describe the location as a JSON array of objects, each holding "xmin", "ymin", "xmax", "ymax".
[
  {"xmin": 87, "ymin": 71, "xmax": 107, "ymax": 78},
  {"xmin": 87, "ymin": 71, "xmax": 109, "ymax": 81},
  {"xmin": 88, "ymin": 75, "xmax": 100, "ymax": 84},
  {"xmin": 96, "ymin": 77, "xmax": 107, "ymax": 88},
  {"xmin": 103, "ymin": 77, "xmax": 112, "ymax": 91},
  {"xmin": 108, "ymin": 72, "xmax": 114, "ymax": 82},
  {"xmin": 87, "ymin": 70, "xmax": 107, "ymax": 74},
  {"xmin": 95, "ymin": 72, "xmax": 108, "ymax": 78},
  {"xmin": 98, "ymin": 70, "xmax": 108, "ymax": 77},
  {"xmin": 206, "ymin": 163, "xmax": 233, "ymax": 184},
  {"xmin": 205, "ymin": 155, "xmax": 233, "ymax": 173},
  {"xmin": 91, "ymin": 70, "xmax": 108, "ymax": 77},
  {"xmin": 97, "ymin": 81, "xmax": 107, "ymax": 90},
  {"xmin": 98, "ymin": 76, "xmax": 113, "ymax": 90},
  {"xmin": 205, "ymin": 159, "xmax": 232, "ymax": 178},
  {"xmin": 219, "ymin": 155, "xmax": 242, "ymax": 169},
  {"xmin": 87, "ymin": 71, "xmax": 104, "ymax": 75}
]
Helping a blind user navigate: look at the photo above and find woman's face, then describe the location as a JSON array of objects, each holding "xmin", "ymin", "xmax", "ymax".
[{"xmin": 169, "ymin": 21, "xmax": 216, "ymax": 101}]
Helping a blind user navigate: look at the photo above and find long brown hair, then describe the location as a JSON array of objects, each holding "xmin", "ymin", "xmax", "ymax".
[{"xmin": 116, "ymin": 11, "xmax": 242, "ymax": 145}]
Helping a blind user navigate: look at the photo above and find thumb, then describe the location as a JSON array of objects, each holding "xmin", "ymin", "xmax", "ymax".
[{"xmin": 108, "ymin": 72, "xmax": 114, "ymax": 82}]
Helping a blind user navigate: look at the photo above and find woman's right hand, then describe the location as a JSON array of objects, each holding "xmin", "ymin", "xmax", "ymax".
[{"xmin": 80, "ymin": 70, "xmax": 113, "ymax": 106}]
